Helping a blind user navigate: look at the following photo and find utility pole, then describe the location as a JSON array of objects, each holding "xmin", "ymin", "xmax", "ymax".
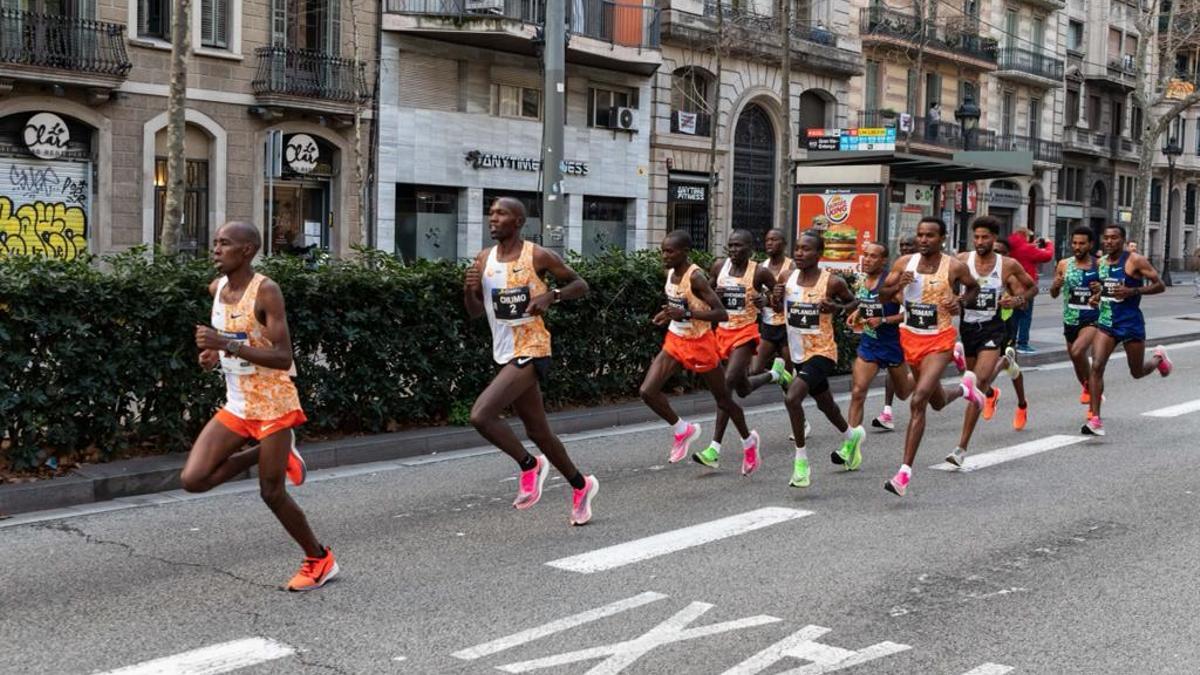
[{"xmin": 541, "ymin": 0, "xmax": 566, "ymax": 255}]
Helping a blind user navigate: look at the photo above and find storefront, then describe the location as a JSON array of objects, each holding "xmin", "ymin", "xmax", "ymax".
[
  {"xmin": 985, "ymin": 182, "xmax": 1024, "ymax": 234},
  {"xmin": 666, "ymin": 172, "xmax": 711, "ymax": 252},
  {"xmin": 265, "ymin": 133, "xmax": 336, "ymax": 256}
]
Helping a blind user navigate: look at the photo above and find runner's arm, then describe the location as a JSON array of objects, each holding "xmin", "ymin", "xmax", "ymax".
[
  {"xmin": 463, "ymin": 250, "xmax": 488, "ymax": 319},
  {"xmin": 951, "ymin": 258, "xmax": 980, "ymax": 309},
  {"xmin": 1004, "ymin": 259, "xmax": 1038, "ymax": 307},
  {"xmin": 709, "ymin": 259, "xmax": 725, "ymax": 292},
  {"xmin": 1049, "ymin": 259, "xmax": 1068, "ymax": 298},
  {"xmin": 527, "ymin": 247, "xmax": 588, "ymax": 315},
  {"xmin": 754, "ymin": 266, "xmax": 776, "ymax": 308},
  {"xmin": 200, "ymin": 279, "xmax": 220, "ymax": 369},
  {"xmin": 688, "ymin": 269, "xmax": 730, "ymax": 323},
  {"xmin": 879, "ymin": 255, "xmax": 913, "ymax": 302},
  {"xmin": 195, "ymin": 280, "xmax": 294, "ymax": 371},
  {"xmin": 1130, "ymin": 254, "xmax": 1166, "ymax": 296},
  {"xmin": 821, "ymin": 275, "xmax": 857, "ymax": 313}
]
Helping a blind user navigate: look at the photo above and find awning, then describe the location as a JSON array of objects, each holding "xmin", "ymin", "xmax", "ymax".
[{"xmin": 795, "ymin": 150, "xmax": 1034, "ymax": 183}]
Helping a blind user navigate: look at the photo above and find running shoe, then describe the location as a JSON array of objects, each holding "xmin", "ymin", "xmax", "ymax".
[
  {"xmin": 871, "ymin": 411, "xmax": 895, "ymax": 431},
  {"xmin": 1013, "ymin": 404, "xmax": 1028, "ymax": 431},
  {"xmin": 884, "ymin": 470, "xmax": 909, "ymax": 497},
  {"xmin": 1081, "ymin": 416, "xmax": 1105, "ymax": 436},
  {"xmin": 693, "ymin": 443, "xmax": 720, "ymax": 469},
  {"xmin": 832, "ymin": 427, "xmax": 865, "ymax": 471},
  {"xmin": 1004, "ymin": 346, "xmax": 1021, "ymax": 379},
  {"xmin": 670, "ymin": 423, "xmax": 701, "ymax": 463},
  {"xmin": 286, "ymin": 547, "xmax": 338, "ymax": 592},
  {"xmin": 945, "ymin": 447, "xmax": 967, "ymax": 468},
  {"xmin": 1155, "ymin": 346, "xmax": 1173, "ymax": 377},
  {"xmin": 513, "ymin": 455, "xmax": 549, "ymax": 509},
  {"xmin": 569, "ymin": 475, "xmax": 599, "ymax": 526},
  {"xmin": 772, "ymin": 357, "xmax": 794, "ymax": 391},
  {"xmin": 740, "ymin": 431, "xmax": 761, "ymax": 476},
  {"xmin": 982, "ymin": 386, "xmax": 1001, "ymax": 421},
  {"xmin": 285, "ymin": 435, "xmax": 307, "ymax": 487},
  {"xmin": 1079, "ymin": 385, "xmax": 1090, "ymax": 405},
  {"xmin": 960, "ymin": 371, "xmax": 986, "ymax": 408},
  {"xmin": 952, "ymin": 341, "xmax": 967, "ymax": 372},
  {"xmin": 788, "ymin": 458, "xmax": 811, "ymax": 488}
]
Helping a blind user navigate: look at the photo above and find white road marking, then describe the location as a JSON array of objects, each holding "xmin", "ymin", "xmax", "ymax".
[
  {"xmin": 721, "ymin": 625, "xmax": 910, "ymax": 675},
  {"xmin": 960, "ymin": 664, "xmax": 1014, "ymax": 675},
  {"xmin": 94, "ymin": 637, "xmax": 294, "ymax": 675},
  {"xmin": 1142, "ymin": 398, "xmax": 1200, "ymax": 418},
  {"xmin": 930, "ymin": 435, "xmax": 1089, "ymax": 473},
  {"xmin": 496, "ymin": 601, "xmax": 781, "ymax": 674},
  {"xmin": 451, "ymin": 592, "xmax": 669, "ymax": 660},
  {"xmin": 545, "ymin": 507, "xmax": 813, "ymax": 574}
]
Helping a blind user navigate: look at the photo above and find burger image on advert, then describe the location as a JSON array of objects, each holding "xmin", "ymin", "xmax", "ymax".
[{"xmin": 823, "ymin": 222, "xmax": 858, "ymax": 260}]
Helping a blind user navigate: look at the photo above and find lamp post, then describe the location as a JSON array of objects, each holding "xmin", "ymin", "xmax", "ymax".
[
  {"xmin": 1162, "ymin": 136, "xmax": 1183, "ymax": 287},
  {"xmin": 955, "ymin": 95, "xmax": 981, "ymax": 250}
]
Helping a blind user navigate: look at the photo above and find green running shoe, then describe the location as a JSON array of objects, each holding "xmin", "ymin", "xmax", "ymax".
[
  {"xmin": 772, "ymin": 357, "xmax": 794, "ymax": 391},
  {"xmin": 693, "ymin": 443, "xmax": 720, "ymax": 468},
  {"xmin": 789, "ymin": 458, "xmax": 811, "ymax": 488},
  {"xmin": 845, "ymin": 426, "xmax": 865, "ymax": 471}
]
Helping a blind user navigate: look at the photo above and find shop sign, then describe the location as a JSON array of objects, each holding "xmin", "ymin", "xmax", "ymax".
[
  {"xmin": 794, "ymin": 188, "xmax": 880, "ymax": 271},
  {"xmin": 1116, "ymin": 209, "xmax": 1133, "ymax": 223},
  {"xmin": 285, "ymin": 134, "xmax": 319, "ymax": 174},
  {"xmin": 905, "ymin": 184, "xmax": 935, "ymax": 206},
  {"xmin": 464, "ymin": 150, "xmax": 589, "ymax": 176},
  {"xmin": 669, "ymin": 183, "xmax": 707, "ymax": 203},
  {"xmin": 23, "ymin": 113, "xmax": 70, "ymax": 160},
  {"xmin": 987, "ymin": 187, "xmax": 1023, "ymax": 208},
  {"xmin": 802, "ymin": 128, "xmax": 896, "ymax": 152}
]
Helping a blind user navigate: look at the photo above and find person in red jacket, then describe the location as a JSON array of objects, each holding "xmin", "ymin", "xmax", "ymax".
[{"xmin": 1006, "ymin": 227, "xmax": 1054, "ymax": 353}]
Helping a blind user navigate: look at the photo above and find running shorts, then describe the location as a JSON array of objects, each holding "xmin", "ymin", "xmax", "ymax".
[
  {"xmin": 1099, "ymin": 322, "xmax": 1146, "ymax": 344},
  {"xmin": 716, "ymin": 322, "xmax": 761, "ymax": 361},
  {"xmin": 796, "ymin": 355, "xmax": 837, "ymax": 396},
  {"xmin": 664, "ymin": 330, "xmax": 721, "ymax": 373},
  {"xmin": 900, "ymin": 326, "xmax": 958, "ymax": 368},
  {"xmin": 759, "ymin": 322, "xmax": 787, "ymax": 347},
  {"xmin": 857, "ymin": 334, "xmax": 904, "ymax": 369},
  {"xmin": 215, "ymin": 408, "xmax": 307, "ymax": 441},
  {"xmin": 960, "ymin": 318, "xmax": 1007, "ymax": 357},
  {"xmin": 1063, "ymin": 319, "xmax": 1097, "ymax": 346},
  {"xmin": 508, "ymin": 356, "xmax": 552, "ymax": 382}
]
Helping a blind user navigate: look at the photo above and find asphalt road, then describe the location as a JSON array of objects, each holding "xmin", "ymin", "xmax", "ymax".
[{"xmin": 3, "ymin": 341, "xmax": 1200, "ymax": 674}]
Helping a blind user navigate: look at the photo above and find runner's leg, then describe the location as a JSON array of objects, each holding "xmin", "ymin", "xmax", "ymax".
[
  {"xmin": 701, "ymin": 365, "xmax": 750, "ymax": 438},
  {"xmin": 847, "ymin": 358, "xmax": 880, "ymax": 428},
  {"xmin": 1123, "ymin": 340, "xmax": 1160, "ymax": 378},
  {"xmin": 470, "ymin": 363, "xmax": 540, "ymax": 465},
  {"xmin": 903, "ymin": 350, "xmax": 957, "ymax": 466},
  {"xmin": 257, "ymin": 428, "xmax": 324, "ymax": 558},
  {"xmin": 511, "ymin": 378, "xmax": 582, "ymax": 483},
  {"xmin": 814, "ymin": 388, "xmax": 848, "ymax": 433},
  {"xmin": 712, "ymin": 342, "xmax": 757, "ymax": 444},
  {"xmin": 784, "ymin": 375, "xmax": 812, "ymax": 447},
  {"xmin": 180, "ymin": 418, "xmax": 259, "ymax": 492},
  {"xmin": 888, "ymin": 364, "xmax": 915, "ymax": 400},
  {"xmin": 639, "ymin": 350, "xmax": 684, "ymax": 424},
  {"xmin": 957, "ymin": 352, "xmax": 999, "ymax": 452},
  {"xmin": 1088, "ymin": 331, "xmax": 1118, "ymax": 419},
  {"xmin": 1068, "ymin": 326, "xmax": 1096, "ymax": 387}
]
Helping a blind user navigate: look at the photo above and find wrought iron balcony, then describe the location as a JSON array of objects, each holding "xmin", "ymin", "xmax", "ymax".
[
  {"xmin": 857, "ymin": 110, "xmax": 998, "ymax": 151},
  {"xmin": 996, "ymin": 134, "xmax": 1063, "ymax": 165},
  {"xmin": 995, "ymin": 46, "xmax": 1064, "ymax": 85},
  {"xmin": 252, "ymin": 46, "xmax": 368, "ymax": 113},
  {"xmin": 0, "ymin": 9, "xmax": 131, "ymax": 93},
  {"xmin": 670, "ymin": 109, "xmax": 712, "ymax": 137},
  {"xmin": 859, "ymin": 6, "xmax": 997, "ymax": 67}
]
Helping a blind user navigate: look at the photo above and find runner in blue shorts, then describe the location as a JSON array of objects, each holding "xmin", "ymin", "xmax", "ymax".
[{"xmin": 836, "ymin": 242, "xmax": 913, "ymax": 470}]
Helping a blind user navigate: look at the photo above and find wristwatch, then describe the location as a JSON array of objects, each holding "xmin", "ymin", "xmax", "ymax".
[
  {"xmin": 683, "ymin": 309, "xmax": 693, "ymax": 320},
  {"xmin": 226, "ymin": 339, "xmax": 241, "ymax": 356},
  {"xmin": 553, "ymin": 288, "xmax": 562, "ymax": 304}
]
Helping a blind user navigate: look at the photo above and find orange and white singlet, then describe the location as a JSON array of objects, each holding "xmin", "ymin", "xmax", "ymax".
[
  {"xmin": 665, "ymin": 264, "xmax": 712, "ymax": 339},
  {"xmin": 901, "ymin": 253, "xmax": 956, "ymax": 335},
  {"xmin": 783, "ymin": 268, "xmax": 838, "ymax": 363},
  {"xmin": 211, "ymin": 274, "xmax": 302, "ymax": 420},
  {"xmin": 715, "ymin": 258, "xmax": 759, "ymax": 330},
  {"xmin": 481, "ymin": 240, "xmax": 552, "ymax": 364},
  {"xmin": 760, "ymin": 257, "xmax": 794, "ymax": 326}
]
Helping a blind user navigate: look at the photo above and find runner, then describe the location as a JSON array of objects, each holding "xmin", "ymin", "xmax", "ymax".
[
  {"xmin": 992, "ymin": 238, "xmax": 1031, "ymax": 425},
  {"xmin": 879, "ymin": 217, "xmax": 985, "ymax": 496},
  {"xmin": 839, "ymin": 242, "xmax": 913, "ymax": 471},
  {"xmin": 750, "ymin": 228, "xmax": 795, "ymax": 377},
  {"xmin": 1049, "ymin": 226, "xmax": 1101, "ymax": 407},
  {"xmin": 1082, "ymin": 224, "xmax": 1173, "ymax": 436},
  {"xmin": 945, "ymin": 216, "xmax": 1037, "ymax": 468},
  {"xmin": 641, "ymin": 229, "xmax": 759, "ymax": 467},
  {"xmin": 778, "ymin": 232, "xmax": 857, "ymax": 488},
  {"xmin": 694, "ymin": 229, "xmax": 780, "ymax": 474},
  {"xmin": 463, "ymin": 197, "xmax": 599, "ymax": 525},
  {"xmin": 873, "ymin": 234, "xmax": 917, "ymax": 431},
  {"xmin": 187, "ymin": 221, "xmax": 334, "ymax": 591}
]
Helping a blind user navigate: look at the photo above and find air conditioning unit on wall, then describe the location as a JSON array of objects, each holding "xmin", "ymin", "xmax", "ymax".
[{"xmin": 607, "ymin": 106, "xmax": 636, "ymax": 131}]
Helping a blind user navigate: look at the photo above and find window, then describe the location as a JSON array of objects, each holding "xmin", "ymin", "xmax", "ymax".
[
  {"xmin": 906, "ymin": 68, "xmax": 918, "ymax": 114},
  {"xmin": 1150, "ymin": 178, "xmax": 1162, "ymax": 222},
  {"xmin": 1111, "ymin": 101, "xmax": 1123, "ymax": 136},
  {"xmin": 960, "ymin": 80, "xmax": 977, "ymax": 107},
  {"xmin": 1004, "ymin": 9, "xmax": 1018, "ymax": 49},
  {"xmin": 1032, "ymin": 17, "xmax": 1044, "ymax": 46},
  {"xmin": 1088, "ymin": 95, "xmax": 1101, "ymax": 128},
  {"xmin": 588, "ymin": 86, "xmax": 634, "ymax": 128},
  {"xmin": 1132, "ymin": 105, "xmax": 1144, "ymax": 141},
  {"xmin": 1001, "ymin": 91, "xmax": 1015, "ymax": 137},
  {"xmin": 1058, "ymin": 167, "xmax": 1085, "ymax": 203},
  {"xmin": 1187, "ymin": 184, "xmax": 1197, "ymax": 225},
  {"xmin": 1108, "ymin": 27, "xmax": 1122, "ymax": 63},
  {"xmin": 865, "ymin": 60, "xmax": 881, "ymax": 112},
  {"xmin": 1067, "ymin": 20, "xmax": 1083, "ymax": 51},
  {"xmin": 1029, "ymin": 98, "xmax": 1041, "ymax": 139},
  {"xmin": 1118, "ymin": 175, "xmax": 1135, "ymax": 208},
  {"xmin": 201, "ymin": 0, "xmax": 229, "ymax": 48},
  {"xmin": 493, "ymin": 84, "xmax": 541, "ymax": 120},
  {"xmin": 138, "ymin": 0, "xmax": 171, "ymax": 40},
  {"xmin": 671, "ymin": 68, "xmax": 712, "ymax": 136},
  {"xmin": 1066, "ymin": 89, "xmax": 1079, "ymax": 127},
  {"xmin": 153, "ymin": 158, "xmax": 210, "ymax": 256},
  {"xmin": 925, "ymin": 72, "xmax": 941, "ymax": 108}
]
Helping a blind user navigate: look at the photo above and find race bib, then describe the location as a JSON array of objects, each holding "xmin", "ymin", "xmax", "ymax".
[
  {"xmin": 218, "ymin": 331, "xmax": 254, "ymax": 375},
  {"xmin": 492, "ymin": 286, "xmax": 532, "ymax": 321},
  {"xmin": 967, "ymin": 287, "xmax": 998, "ymax": 312},
  {"xmin": 859, "ymin": 300, "xmax": 883, "ymax": 320},
  {"xmin": 1100, "ymin": 277, "xmax": 1123, "ymax": 303},
  {"xmin": 787, "ymin": 302, "xmax": 820, "ymax": 334},
  {"xmin": 1068, "ymin": 285, "xmax": 1093, "ymax": 310},
  {"xmin": 719, "ymin": 284, "xmax": 747, "ymax": 312},
  {"xmin": 905, "ymin": 302, "xmax": 939, "ymax": 331}
]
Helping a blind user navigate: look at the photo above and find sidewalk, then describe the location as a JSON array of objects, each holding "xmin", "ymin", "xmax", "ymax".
[{"xmin": 4, "ymin": 286, "xmax": 1198, "ymax": 518}]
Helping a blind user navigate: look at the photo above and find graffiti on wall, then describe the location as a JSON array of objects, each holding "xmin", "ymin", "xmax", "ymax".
[{"xmin": 0, "ymin": 159, "xmax": 89, "ymax": 260}]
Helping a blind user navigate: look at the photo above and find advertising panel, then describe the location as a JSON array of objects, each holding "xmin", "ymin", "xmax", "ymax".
[{"xmin": 795, "ymin": 188, "xmax": 883, "ymax": 271}]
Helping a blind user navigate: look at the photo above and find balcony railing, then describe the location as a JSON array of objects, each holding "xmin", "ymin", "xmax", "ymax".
[
  {"xmin": 0, "ymin": 9, "xmax": 131, "ymax": 78},
  {"xmin": 385, "ymin": 0, "xmax": 661, "ymax": 50},
  {"xmin": 859, "ymin": 6, "xmax": 997, "ymax": 64},
  {"xmin": 701, "ymin": 2, "xmax": 839, "ymax": 48},
  {"xmin": 670, "ymin": 109, "xmax": 712, "ymax": 136},
  {"xmin": 996, "ymin": 46, "xmax": 1064, "ymax": 81},
  {"xmin": 252, "ymin": 46, "xmax": 368, "ymax": 104},
  {"xmin": 997, "ymin": 134, "xmax": 1063, "ymax": 164},
  {"xmin": 857, "ymin": 110, "xmax": 997, "ymax": 151}
]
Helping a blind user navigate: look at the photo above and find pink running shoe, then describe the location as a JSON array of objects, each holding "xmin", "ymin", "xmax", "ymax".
[
  {"xmin": 740, "ymin": 430, "xmax": 761, "ymax": 476},
  {"xmin": 960, "ymin": 371, "xmax": 986, "ymax": 408},
  {"xmin": 884, "ymin": 470, "xmax": 909, "ymax": 497},
  {"xmin": 513, "ymin": 455, "xmax": 549, "ymax": 510},
  {"xmin": 1154, "ymin": 346, "xmax": 1173, "ymax": 377},
  {"xmin": 952, "ymin": 342, "xmax": 967, "ymax": 372},
  {"xmin": 570, "ymin": 475, "xmax": 599, "ymax": 526},
  {"xmin": 871, "ymin": 411, "xmax": 895, "ymax": 431},
  {"xmin": 1081, "ymin": 416, "xmax": 1105, "ymax": 437},
  {"xmin": 669, "ymin": 423, "xmax": 701, "ymax": 463}
]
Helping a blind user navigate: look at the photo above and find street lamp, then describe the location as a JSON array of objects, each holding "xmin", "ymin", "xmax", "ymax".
[
  {"xmin": 955, "ymin": 95, "xmax": 981, "ymax": 250},
  {"xmin": 1162, "ymin": 136, "xmax": 1183, "ymax": 287}
]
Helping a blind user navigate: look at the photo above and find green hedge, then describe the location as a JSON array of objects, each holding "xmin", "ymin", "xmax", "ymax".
[{"xmin": 0, "ymin": 249, "xmax": 858, "ymax": 469}]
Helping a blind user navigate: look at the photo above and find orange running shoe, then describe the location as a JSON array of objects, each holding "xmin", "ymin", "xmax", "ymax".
[
  {"xmin": 1013, "ymin": 404, "xmax": 1028, "ymax": 431},
  {"xmin": 285, "ymin": 433, "xmax": 307, "ymax": 487},
  {"xmin": 982, "ymin": 386, "xmax": 1001, "ymax": 421},
  {"xmin": 287, "ymin": 547, "xmax": 338, "ymax": 592},
  {"xmin": 1079, "ymin": 385, "xmax": 1090, "ymax": 405}
]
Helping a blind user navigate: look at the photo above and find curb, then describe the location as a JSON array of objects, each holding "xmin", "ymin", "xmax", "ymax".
[{"xmin": 4, "ymin": 330, "xmax": 1198, "ymax": 518}]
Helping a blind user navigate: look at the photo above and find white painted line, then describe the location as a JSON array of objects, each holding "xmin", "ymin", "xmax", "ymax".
[
  {"xmin": 960, "ymin": 664, "xmax": 1014, "ymax": 675},
  {"xmin": 452, "ymin": 591, "xmax": 669, "ymax": 660},
  {"xmin": 1142, "ymin": 398, "xmax": 1200, "ymax": 418},
  {"xmin": 930, "ymin": 435, "xmax": 1089, "ymax": 473},
  {"xmin": 95, "ymin": 637, "xmax": 294, "ymax": 675},
  {"xmin": 545, "ymin": 507, "xmax": 813, "ymax": 574}
]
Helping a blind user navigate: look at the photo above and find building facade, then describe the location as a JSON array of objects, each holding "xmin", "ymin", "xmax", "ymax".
[{"xmin": 0, "ymin": 0, "xmax": 374, "ymax": 260}]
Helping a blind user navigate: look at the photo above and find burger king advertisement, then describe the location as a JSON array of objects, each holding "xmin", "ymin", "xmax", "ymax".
[{"xmin": 794, "ymin": 189, "xmax": 882, "ymax": 271}]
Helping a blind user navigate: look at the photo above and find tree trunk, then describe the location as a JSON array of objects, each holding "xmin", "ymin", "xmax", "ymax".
[
  {"xmin": 902, "ymin": 0, "xmax": 927, "ymax": 155},
  {"xmin": 347, "ymin": 0, "xmax": 369, "ymax": 251},
  {"xmin": 160, "ymin": 0, "xmax": 191, "ymax": 255},
  {"xmin": 707, "ymin": 5, "xmax": 723, "ymax": 250},
  {"xmin": 1130, "ymin": 127, "xmax": 1157, "ymax": 247},
  {"xmin": 777, "ymin": 0, "xmax": 792, "ymax": 239}
]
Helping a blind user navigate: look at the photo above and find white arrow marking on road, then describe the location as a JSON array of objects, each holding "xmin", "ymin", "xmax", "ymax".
[
  {"xmin": 930, "ymin": 435, "xmax": 1089, "ymax": 473},
  {"xmin": 721, "ymin": 625, "xmax": 911, "ymax": 675},
  {"xmin": 1142, "ymin": 398, "xmax": 1200, "ymax": 418},
  {"xmin": 545, "ymin": 507, "xmax": 813, "ymax": 574},
  {"xmin": 960, "ymin": 664, "xmax": 1014, "ymax": 675},
  {"xmin": 496, "ymin": 601, "xmax": 781, "ymax": 674},
  {"xmin": 451, "ymin": 591, "xmax": 669, "ymax": 660},
  {"xmin": 94, "ymin": 637, "xmax": 294, "ymax": 675}
]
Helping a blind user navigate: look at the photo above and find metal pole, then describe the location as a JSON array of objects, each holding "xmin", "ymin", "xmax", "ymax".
[
  {"xmin": 1164, "ymin": 159, "xmax": 1175, "ymax": 286},
  {"xmin": 959, "ymin": 126, "xmax": 969, "ymax": 251},
  {"xmin": 541, "ymin": 0, "xmax": 566, "ymax": 255},
  {"xmin": 267, "ymin": 138, "xmax": 275, "ymax": 257}
]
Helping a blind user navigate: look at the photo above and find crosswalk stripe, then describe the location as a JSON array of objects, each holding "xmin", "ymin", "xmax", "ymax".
[
  {"xmin": 930, "ymin": 435, "xmax": 1088, "ymax": 473},
  {"xmin": 1142, "ymin": 398, "xmax": 1200, "ymax": 418},
  {"xmin": 95, "ymin": 637, "xmax": 294, "ymax": 675},
  {"xmin": 545, "ymin": 507, "xmax": 813, "ymax": 574},
  {"xmin": 959, "ymin": 663, "xmax": 1014, "ymax": 675}
]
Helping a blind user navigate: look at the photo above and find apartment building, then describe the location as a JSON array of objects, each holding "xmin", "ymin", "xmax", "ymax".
[
  {"xmin": 1147, "ymin": 45, "xmax": 1200, "ymax": 272},
  {"xmin": 0, "ymin": 0, "xmax": 375, "ymax": 260}
]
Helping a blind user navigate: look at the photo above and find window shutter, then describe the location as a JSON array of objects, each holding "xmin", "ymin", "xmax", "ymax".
[
  {"xmin": 325, "ymin": 0, "xmax": 341, "ymax": 56},
  {"xmin": 138, "ymin": 0, "xmax": 149, "ymax": 35},
  {"xmin": 201, "ymin": 0, "xmax": 214, "ymax": 45},
  {"xmin": 214, "ymin": 0, "xmax": 228, "ymax": 48},
  {"xmin": 271, "ymin": 0, "xmax": 286, "ymax": 46}
]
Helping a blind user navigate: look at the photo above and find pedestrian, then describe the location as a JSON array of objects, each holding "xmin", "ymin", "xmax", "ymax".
[
  {"xmin": 1006, "ymin": 227, "xmax": 1054, "ymax": 354},
  {"xmin": 926, "ymin": 102, "xmax": 941, "ymax": 141},
  {"xmin": 1193, "ymin": 246, "xmax": 1200, "ymax": 297}
]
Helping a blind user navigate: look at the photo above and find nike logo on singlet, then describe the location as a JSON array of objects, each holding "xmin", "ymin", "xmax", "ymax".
[{"xmin": 516, "ymin": 357, "xmax": 533, "ymax": 365}]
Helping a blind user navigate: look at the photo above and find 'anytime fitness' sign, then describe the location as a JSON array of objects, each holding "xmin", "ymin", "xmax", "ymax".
[{"xmin": 464, "ymin": 150, "xmax": 589, "ymax": 176}]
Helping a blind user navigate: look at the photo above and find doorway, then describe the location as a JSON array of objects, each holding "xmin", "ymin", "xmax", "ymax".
[{"xmin": 266, "ymin": 182, "xmax": 330, "ymax": 255}]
